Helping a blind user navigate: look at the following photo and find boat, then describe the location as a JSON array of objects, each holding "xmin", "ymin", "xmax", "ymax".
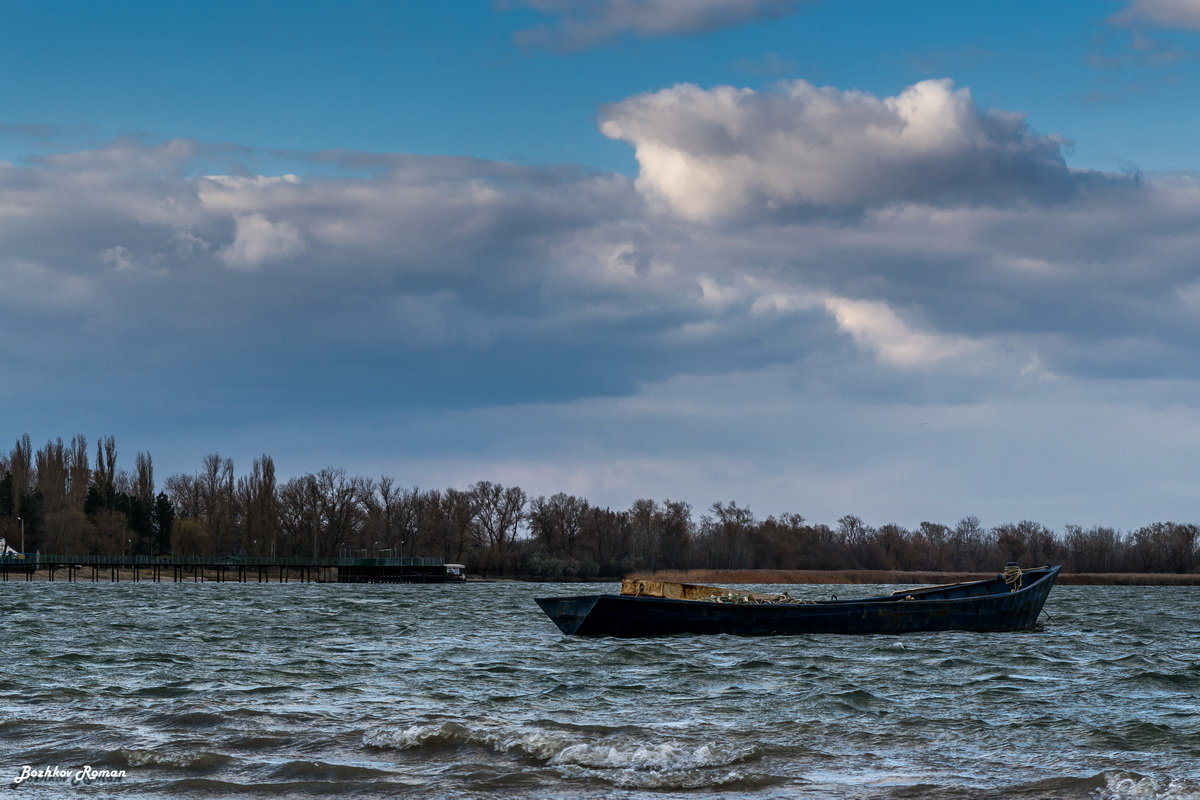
[{"xmin": 534, "ymin": 564, "xmax": 1060, "ymax": 637}]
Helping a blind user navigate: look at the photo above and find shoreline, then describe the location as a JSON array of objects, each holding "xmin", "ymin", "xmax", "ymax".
[
  {"xmin": 622, "ymin": 568, "xmax": 1200, "ymax": 586},
  {"xmin": 0, "ymin": 567, "xmax": 328, "ymax": 583},
  {"xmin": 4, "ymin": 568, "xmax": 1198, "ymax": 586}
]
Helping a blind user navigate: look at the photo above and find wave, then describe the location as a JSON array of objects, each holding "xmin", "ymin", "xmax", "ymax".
[
  {"xmin": 826, "ymin": 688, "xmax": 885, "ymax": 711},
  {"xmin": 129, "ymin": 685, "xmax": 194, "ymax": 698},
  {"xmin": 1121, "ymin": 670, "xmax": 1200, "ymax": 689},
  {"xmin": 22, "ymin": 687, "xmax": 90, "ymax": 700},
  {"xmin": 362, "ymin": 720, "xmax": 767, "ymax": 788},
  {"xmin": 1095, "ymin": 771, "xmax": 1200, "ymax": 800},
  {"xmin": 363, "ymin": 720, "xmax": 758, "ymax": 768},
  {"xmin": 267, "ymin": 760, "xmax": 393, "ymax": 781},
  {"xmin": 222, "ymin": 734, "xmax": 296, "ymax": 751},
  {"xmin": 944, "ymin": 771, "xmax": 1200, "ymax": 800},
  {"xmin": 1088, "ymin": 721, "xmax": 1200, "ymax": 753},
  {"xmin": 110, "ymin": 748, "xmax": 235, "ymax": 771},
  {"xmin": 363, "ymin": 721, "xmax": 474, "ymax": 751},
  {"xmin": 156, "ymin": 777, "xmax": 400, "ymax": 796},
  {"xmin": 551, "ymin": 739, "xmax": 754, "ymax": 772},
  {"xmin": 146, "ymin": 710, "xmax": 229, "ymax": 729},
  {"xmin": 786, "ymin": 771, "xmax": 1200, "ymax": 800}
]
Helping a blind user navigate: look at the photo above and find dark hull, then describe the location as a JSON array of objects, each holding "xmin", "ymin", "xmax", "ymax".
[{"xmin": 535, "ymin": 567, "xmax": 1059, "ymax": 637}]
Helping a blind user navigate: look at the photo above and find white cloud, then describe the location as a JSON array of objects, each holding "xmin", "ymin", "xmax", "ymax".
[
  {"xmin": 198, "ymin": 174, "xmax": 301, "ymax": 213},
  {"xmin": 601, "ymin": 78, "xmax": 1085, "ymax": 220},
  {"xmin": 1113, "ymin": 0, "xmax": 1200, "ymax": 29},
  {"xmin": 220, "ymin": 212, "xmax": 305, "ymax": 269},
  {"xmin": 822, "ymin": 296, "xmax": 982, "ymax": 368},
  {"xmin": 511, "ymin": 0, "xmax": 808, "ymax": 49}
]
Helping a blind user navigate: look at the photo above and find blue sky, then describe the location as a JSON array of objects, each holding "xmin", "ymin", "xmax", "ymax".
[
  {"xmin": 5, "ymin": 0, "xmax": 1199, "ymax": 172},
  {"xmin": 4, "ymin": 0, "xmax": 1200, "ymax": 530}
]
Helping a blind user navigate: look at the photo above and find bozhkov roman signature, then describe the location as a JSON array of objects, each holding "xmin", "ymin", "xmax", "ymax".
[{"xmin": 11, "ymin": 764, "xmax": 126, "ymax": 787}]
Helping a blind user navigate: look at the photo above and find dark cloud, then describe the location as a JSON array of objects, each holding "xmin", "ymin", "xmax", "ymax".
[
  {"xmin": 4, "ymin": 81, "xmax": 1200, "ymax": 526},
  {"xmin": 1, "ymin": 124, "xmax": 1197, "ymax": 413}
]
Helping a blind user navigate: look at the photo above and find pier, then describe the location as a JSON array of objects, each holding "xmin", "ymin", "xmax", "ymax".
[{"xmin": 0, "ymin": 554, "xmax": 449, "ymax": 583}]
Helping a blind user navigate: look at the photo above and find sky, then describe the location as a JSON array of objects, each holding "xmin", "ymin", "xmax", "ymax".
[{"xmin": 4, "ymin": 0, "xmax": 1200, "ymax": 531}]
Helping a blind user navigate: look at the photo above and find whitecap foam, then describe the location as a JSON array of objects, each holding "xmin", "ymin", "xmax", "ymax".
[
  {"xmin": 549, "ymin": 740, "xmax": 750, "ymax": 772},
  {"xmin": 117, "ymin": 748, "xmax": 231, "ymax": 769},
  {"xmin": 362, "ymin": 721, "xmax": 573, "ymax": 761},
  {"xmin": 1097, "ymin": 772, "xmax": 1200, "ymax": 800},
  {"xmin": 573, "ymin": 764, "xmax": 765, "ymax": 790},
  {"xmin": 494, "ymin": 728, "xmax": 574, "ymax": 761},
  {"xmin": 362, "ymin": 722, "xmax": 472, "ymax": 750},
  {"xmin": 362, "ymin": 720, "xmax": 758, "ymax": 787}
]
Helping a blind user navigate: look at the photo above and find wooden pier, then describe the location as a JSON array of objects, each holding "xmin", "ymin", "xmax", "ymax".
[{"xmin": 0, "ymin": 554, "xmax": 448, "ymax": 584}]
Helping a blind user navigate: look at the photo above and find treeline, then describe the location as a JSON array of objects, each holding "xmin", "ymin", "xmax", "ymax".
[{"xmin": 1, "ymin": 434, "xmax": 1198, "ymax": 576}]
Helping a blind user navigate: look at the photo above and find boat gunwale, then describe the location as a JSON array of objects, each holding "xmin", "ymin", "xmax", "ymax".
[{"xmin": 535, "ymin": 566, "xmax": 1060, "ymax": 609}]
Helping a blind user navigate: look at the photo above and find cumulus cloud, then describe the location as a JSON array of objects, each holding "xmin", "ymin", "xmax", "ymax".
[
  {"xmin": 510, "ymin": 0, "xmax": 807, "ymax": 49},
  {"xmin": 1, "ymin": 128, "xmax": 1195, "ymax": 400},
  {"xmin": 1113, "ymin": 0, "xmax": 1200, "ymax": 29},
  {"xmin": 601, "ymin": 78, "xmax": 1090, "ymax": 220}
]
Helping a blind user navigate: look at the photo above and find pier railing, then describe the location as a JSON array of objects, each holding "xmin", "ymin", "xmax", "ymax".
[
  {"xmin": 0, "ymin": 553, "xmax": 453, "ymax": 583},
  {"xmin": 0, "ymin": 554, "xmax": 444, "ymax": 568}
]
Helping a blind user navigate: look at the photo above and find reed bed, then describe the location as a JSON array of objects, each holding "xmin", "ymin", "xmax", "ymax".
[{"xmin": 626, "ymin": 569, "xmax": 1200, "ymax": 586}]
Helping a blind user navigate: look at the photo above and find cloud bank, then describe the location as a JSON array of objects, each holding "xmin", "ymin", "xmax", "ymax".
[{"xmin": 5, "ymin": 78, "xmax": 1200, "ymax": 525}]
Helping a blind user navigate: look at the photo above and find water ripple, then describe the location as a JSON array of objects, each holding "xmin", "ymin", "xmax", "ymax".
[{"xmin": 1, "ymin": 582, "xmax": 1198, "ymax": 798}]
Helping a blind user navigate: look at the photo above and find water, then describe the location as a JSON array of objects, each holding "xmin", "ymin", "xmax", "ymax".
[{"xmin": 2, "ymin": 581, "xmax": 1198, "ymax": 799}]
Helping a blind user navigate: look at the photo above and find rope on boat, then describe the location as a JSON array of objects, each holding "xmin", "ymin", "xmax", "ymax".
[
  {"xmin": 1003, "ymin": 563, "xmax": 1050, "ymax": 592},
  {"xmin": 1002, "ymin": 563, "xmax": 1024, "ymax": 591},
  {"xmin": 712, "ymin": 591, "xmax": 809, "ymax": 605}
]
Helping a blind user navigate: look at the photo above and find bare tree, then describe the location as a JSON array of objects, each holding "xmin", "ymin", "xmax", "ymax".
[
  {"xmin": 36, "ymin": 438, "xmax": 68, "ymax": 515},
  {"xmin": 67, "ymin": 435, "xmax": 89, "ymax": 510},
  {"xmin": 9, "ymin": 434, "xmax": 32, "ymax": 524},
  {"xmin": 1064, "ymin": 524, "xmax": 1126, "ymax": 573},
  {"xmin": 93, "ymin": 436, "xmax": 118, "ymax": 503},
  {"xmin": 199, "ymin": 454, "xmax": 237, "ymax": 554},
  {"xmin": 528, "ymin": 492, "xmax": 589, "ymax": 558},
  {"xmin": 278, "ymin": 474, "xmax": 321, "ymax": 558},
  {"xmin": 315, "ymin": 468, "xmax": 364, "ymax": 557},
  {"xmin": 134, "ymin": 452, "xmax": 154, "ymax": 504},
  {"xmin": 441, "ymin": 488, "xmax": 477, "ymax": 563},
  {"xmin": 470, "ymin": 481, "xmax": 526, "ymax": 575},
  {"xmin": 359, "ymin": 476, "xmax": 407, "ymax": 555},
  {"xmin": 707, "ymin": 501, "xmax": 755, "ymax": 569},
  {"xmin": 238, "ymin": 456, "xmax": 278, "ymax": 556},
  {"xmin": 164, "ymin": 473, "xmax": 201, "ymax": 519},
  {"xmin": 950, "ymin": 516, "xmax": 985, "ymax": 570}
]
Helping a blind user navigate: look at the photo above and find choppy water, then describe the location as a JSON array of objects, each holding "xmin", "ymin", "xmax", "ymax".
[{"xmin": 2, "ymin": 581, "xmax": 1198, "ymax": 799}]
